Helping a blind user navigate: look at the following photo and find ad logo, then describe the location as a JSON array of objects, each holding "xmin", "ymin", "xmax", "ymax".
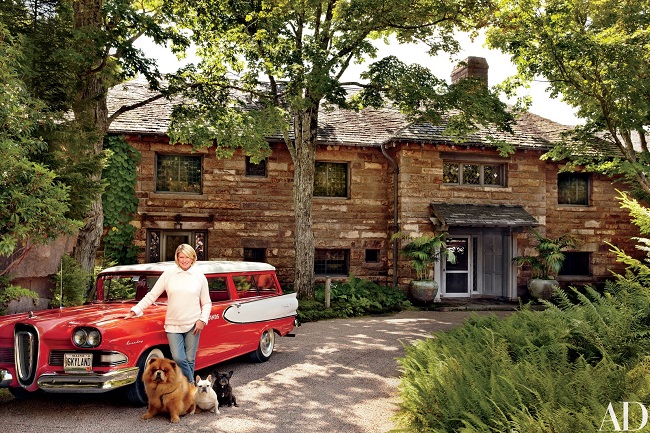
[{"xmin": 600, "ymin": 402, "xmax": 649, "ymax": 431}]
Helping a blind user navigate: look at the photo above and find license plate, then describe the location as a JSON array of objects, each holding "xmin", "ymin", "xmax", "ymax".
[{"xmin": 64, "ymin": 353, "xmax": 93, "ymax": 373}]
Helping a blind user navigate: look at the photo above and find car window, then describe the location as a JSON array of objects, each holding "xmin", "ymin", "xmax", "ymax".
[
  {"xmin": 100, "ymin": 275, "xmax": 162, "ymax": 301},
  {"xmin": 208, "ymin": 277, "xmax": 229, "ymax": 302},
  {"xmin": 233, "ymin": 275, "xmax": 260, "ymax": 298},
  {"xmin": 253, "ymin": 274, "xmax": 277, "ymax": 294},
  {"xmin": 104, "ymin": 277, "xmax": 139, "ymax": 301}
]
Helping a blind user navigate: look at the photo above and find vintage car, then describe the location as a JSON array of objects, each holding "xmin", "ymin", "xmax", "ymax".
[{"xmin": 0, "ymin": 261, "xmax": 298, "ymax": 405}]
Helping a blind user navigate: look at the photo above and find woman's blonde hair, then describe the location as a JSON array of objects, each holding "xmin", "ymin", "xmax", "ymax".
[{"xmin": 175, "ymin": 243, "xmax": 197, "ymax": 266}]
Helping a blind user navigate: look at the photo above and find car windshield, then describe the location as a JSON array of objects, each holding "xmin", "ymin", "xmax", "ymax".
[{"xmin": 101, "ymin": 275, "xmax": 161, "ymax": 301}]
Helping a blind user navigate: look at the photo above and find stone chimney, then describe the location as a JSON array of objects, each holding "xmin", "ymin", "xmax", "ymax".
[{"xmin": 451, "ymin": 56, "xmax": 489, "ymax": 85}]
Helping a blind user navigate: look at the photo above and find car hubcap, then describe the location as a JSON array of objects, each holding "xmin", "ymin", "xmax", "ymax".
[{"xmin": 260, "ymin": 330, "xmax": 274, "ymax": 357}]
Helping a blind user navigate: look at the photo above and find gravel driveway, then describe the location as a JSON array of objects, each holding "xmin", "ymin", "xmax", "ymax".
[{"xmin": 0, "ymin": 309, "xmax": 512, "ymax": 433}]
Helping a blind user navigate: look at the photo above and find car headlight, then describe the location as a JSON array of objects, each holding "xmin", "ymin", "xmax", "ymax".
[{"xmin": 73, "ymin": 327, "xmax": 102, "ymax": 348}]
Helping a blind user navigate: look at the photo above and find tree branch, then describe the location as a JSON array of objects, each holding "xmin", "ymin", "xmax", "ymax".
[{"xmin": 107, "ymin": 92, "xmax": 167, "ymax": 124}]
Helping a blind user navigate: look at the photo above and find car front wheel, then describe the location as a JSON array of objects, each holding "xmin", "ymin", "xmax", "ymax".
[
  {"xmin": 249, "ymin": 329, "xmax": 275, "ymax": 363},
  {"xmin": 125, "ymin": 347, "xmax": 165, "ymax": 406}
]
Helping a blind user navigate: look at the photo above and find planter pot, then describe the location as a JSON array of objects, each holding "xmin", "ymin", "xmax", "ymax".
[
  {"xmin": 409, "ymin": 280, "xmax": 439, "ymax": 304},
  {"xmin": 527, "ymin": 278, "xmax": 558, "ymax": 300}
]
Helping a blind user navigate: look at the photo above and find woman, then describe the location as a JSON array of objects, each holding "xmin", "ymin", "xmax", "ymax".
[{"xmin": 124, "ymin": 244, "xmax": 211, "ymax": 384}]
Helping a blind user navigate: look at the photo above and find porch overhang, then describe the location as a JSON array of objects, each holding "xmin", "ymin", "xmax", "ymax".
[{"xmin": 430, "ymin": 203, "xmax": 539, "ymax": 230}]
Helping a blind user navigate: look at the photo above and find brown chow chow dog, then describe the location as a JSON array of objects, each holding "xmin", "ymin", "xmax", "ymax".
[{"xmin": 141, "ymin": 357, "xmax": 196, "ymax": 423}]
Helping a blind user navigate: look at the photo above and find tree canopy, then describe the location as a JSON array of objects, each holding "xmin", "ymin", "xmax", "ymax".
[
  {"xmin": 163, "ymin": 0, "xmax": 514, "ymax": 298},
  {"xmin": 2, "ymin": 0, "xmax": 516, "ymax": 298},
  {"xmin": 0, "ymin": 24, "xmax": 77, "ymax": 272},
  {"xmin": 486, "ymin": 0, "xmax": 650, "ymax": 199},
  {"xmin": 0, "ymin": 0, "xmax": 191, "ymax": 272}
]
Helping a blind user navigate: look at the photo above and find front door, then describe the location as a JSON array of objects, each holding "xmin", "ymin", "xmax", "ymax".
[
  {"xmin": 482, "ymin": 232, "xmax": 506, "ymax": 296},
  {"xmin": 147, "ymin": 230, "xmax": 207, "ymax": 262},
  {"xmin": 443, "ymin": 237, "xmax": 471, "ymax": 297},
  {"xmin": 440, "ymin": 230, "xmax": 511, "ymax": 298}
]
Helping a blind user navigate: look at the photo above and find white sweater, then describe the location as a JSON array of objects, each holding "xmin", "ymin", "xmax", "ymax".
[{"xmin": 131, "ymin": 265, "xmax": 211, "ymax": 333}]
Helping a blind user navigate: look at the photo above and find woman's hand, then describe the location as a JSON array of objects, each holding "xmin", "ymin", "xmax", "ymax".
[
  {"xmin": 124, "ymin": 311, "xmax": 136, "ymax": 319},
  {"xmin": 193, "ymin": 320, "xmax": 206, "ymax": 335}
]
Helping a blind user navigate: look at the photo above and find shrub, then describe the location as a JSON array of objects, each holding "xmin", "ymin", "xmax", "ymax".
[
  {"xmin": 50, "ymin": 254, "xmax": 93, "ymax": 307},
  {"xmin": 0, "ymin": 276, "xmax": 38, "ymax": 315},
  {"xmin": 297, "ymin": 276, "xmax": 411, "ymax": 322}
]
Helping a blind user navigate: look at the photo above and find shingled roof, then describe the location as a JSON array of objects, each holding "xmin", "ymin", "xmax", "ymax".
[
  {"xmin": 394, "ymin": 110, "xmax": 570, "ymax": 150},
  {"xmin": 107, "ymin": 77, "xmax": 571, "ymax": 150},
  {"xmin": 430, "ymin": 203, "xmax": 540, "ymax": 228}
]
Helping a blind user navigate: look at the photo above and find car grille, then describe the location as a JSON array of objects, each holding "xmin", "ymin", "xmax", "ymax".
[
  {"xmin": 0, "ymin": 347, "xmax": 14, "ymax": 364},
  {"xmin": 14, "ymin": 324, "xmax": 38, "ymax": 385}
]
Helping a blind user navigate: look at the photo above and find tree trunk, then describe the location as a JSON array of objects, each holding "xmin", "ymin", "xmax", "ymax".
[
  {"xmin": 71, "ymin": 0, "xmax": 109, "ymax": 273},
  {"xmin": 292, "ymin": 106, "xmax": 319, "ymax": 300}
]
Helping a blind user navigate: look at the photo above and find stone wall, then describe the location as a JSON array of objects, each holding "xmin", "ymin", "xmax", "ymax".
[
  {"xmin": 392, "ymin": 142, "xmax": 641, "ymax": 290},
  {"xmin": 127, "ymin": 135, "xmax": 392, "ymax": 287},
  {"xmin": 123, "ymin": 134, "xmax": 641, "ymax": 293}
]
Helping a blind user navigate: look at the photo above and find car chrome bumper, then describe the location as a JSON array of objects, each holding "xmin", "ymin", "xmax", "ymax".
[
  {"xmin": 0, "ymin": 369, "xmax": 13, "ymax": 387},
  {"xmin": 36, "ymin": 367, "xmax": 140, "ymax": 393}
]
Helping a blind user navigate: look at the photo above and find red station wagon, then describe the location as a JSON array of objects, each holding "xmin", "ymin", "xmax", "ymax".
[{"xmin": 0, "ymin": 261, "xmax": 298, "ymax": 405}]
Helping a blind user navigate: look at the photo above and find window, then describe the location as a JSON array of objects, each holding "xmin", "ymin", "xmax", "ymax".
[
  {"xmin": 558, "ymin": 172, "xmax": 590, "ymax": 205},
  {"xmin": 156, "ymin": 154, "xmax": 202, "ymax": 193},
  {"xmin": 233, "ymin": 275, "xmax": 259, "ymax": 297},
  {"xmin": 443, "ymin": 162, "xmax": 505, "ymax": 186},
  {"xmin": 147, "ymin": 230, "xmax": 206, "ymax": 262},
  {"xmin": 254, "ymin": 274, "xmax": 277, "ymax": 293},
  {"xmin": 314, "ymin": 249, "xmax": 349, "ymax": 276},
  {"xmin": 365, "ymin": 249, "xmax": 380, "ymax": 263},
  {"xmin": 208, "ymin": 277, "xmax": 229, "ymax": 302},
  {"xmin": 314, "ymin": 162, "xmax": 348, "ymax": 198},
  {"xmin": 558, "ymin": 252, "xmax": 591, "ymax": 276},
  {"xmin": 246, "ymin": 156, "xmax": 267, "ymax": 177},
  {"xmin": 232, "ymin": 273, "xmax": 278, "ymax": 296},
  {"xmin": 244, "ymin": 248, "xmax": 266, "ymax": 262}
]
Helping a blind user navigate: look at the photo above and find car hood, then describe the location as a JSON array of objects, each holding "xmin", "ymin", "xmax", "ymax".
[{"xmin": 0, "ymin": 303, "xmax": 166, "ymax": 337}]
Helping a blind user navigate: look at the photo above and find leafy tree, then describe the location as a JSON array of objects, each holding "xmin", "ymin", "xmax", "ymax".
[
  {"xmin": 0, "ymin": 24, "xmax": 77, "ymax": 273},
  {"xmin": 163, "ymin": 0, "xmax": 515, "ymax": 299},
  {"xmin": 65, "ymin": 0, "xmax": 189, "ymax": 272},
  {"xmin": 1, "ymin": 0, "xmax": 190, "ymax": 273},
  {"xmin": 486, "ymin": 0, "xmax": 650, "ymax": 199}
]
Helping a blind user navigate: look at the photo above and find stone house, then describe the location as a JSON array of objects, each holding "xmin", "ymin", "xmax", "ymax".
[{"xmin": 105, "ymin": 57, "xmax": 641, "ymax": 300}]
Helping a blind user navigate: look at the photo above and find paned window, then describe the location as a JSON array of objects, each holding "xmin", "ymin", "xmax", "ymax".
[
  {"xmin": 155, "ymin": 154, "xmax": 202, "ymax": 193},
  {"xmin": 314, "ymin": 249, "xmax": 350, "ymax": 276},
  {"xmin": 314, "ymin": 162, "xmax": 348, "ymax": 198},
  {"xmin": 558, "ymin": 172, "xmax": 590, "ymax": 205},
  {"xmin": 147, "ymin": 230, "xmax": 206, "ymax": 262},
  {"xmin": 443, "ymin": 162, "xmax": 505, "ymax": 186}
]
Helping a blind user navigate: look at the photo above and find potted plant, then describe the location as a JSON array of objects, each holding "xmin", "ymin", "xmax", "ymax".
[
  {"xmin": 392, "ymin": 231, "xmax": 456, "ymax": 303},
  {"xmin": 513, "ymin": 228, "xmax": 578, "ymax": 300}
]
